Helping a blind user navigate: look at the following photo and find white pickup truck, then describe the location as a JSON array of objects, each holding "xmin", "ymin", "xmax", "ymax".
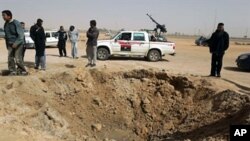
[{"xmin": 97, "ymin": 31, "xmax": 175, "ymax": 61}]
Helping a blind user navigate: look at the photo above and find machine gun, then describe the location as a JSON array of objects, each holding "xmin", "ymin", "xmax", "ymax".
[{"xmin": 146, "ymin": 14, "xmax": 167, "ymax": 37}]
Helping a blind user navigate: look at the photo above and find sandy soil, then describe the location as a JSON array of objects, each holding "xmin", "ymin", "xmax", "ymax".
[
  {"xmin": 1, "ymin": 34, "xmax": 249, "ymax": 92},
  {"xmin": 0, "ymin": 34, "xmax": 249, "ymax": 141}
]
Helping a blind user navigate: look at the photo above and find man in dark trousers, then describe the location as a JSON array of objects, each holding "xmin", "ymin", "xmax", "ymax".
[
  {"xmin": 57, "ymin": 26, "xmax": 67, "ymax": 57},
  {"xmin": 2, "ymin": 10, "xmax": 28, "ymax": 75},
  {"xmin": 208, "ymin": 23, "xmax": 229, "ymax": 77},
  {"xmin": 30, "ymin": 19, "xmax": 46, "ymax": 70},
  {"xmin": 86, "ymin": 20, "xmax": 99, "ymax": 67},
  {"xmin": 20, "ymin": 22, "xmax": 26, "ymax": 61}
]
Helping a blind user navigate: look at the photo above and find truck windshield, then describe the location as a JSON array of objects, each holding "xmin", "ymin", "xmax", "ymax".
[{"xmin": 111, "ymin": 32, "xmax": 120, "ymax": 39}]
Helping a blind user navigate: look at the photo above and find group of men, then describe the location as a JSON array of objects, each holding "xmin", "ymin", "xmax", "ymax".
[
  {"xmin": 2, "ymin": 10, "xmax": 99, "ymax": 76},
  {"xmin": 2, "ymin": 10, "xmax": 229, "ymax": 77},
  {"xmin": 56, "ymin": 20, "xmax": 99, "ymax": 67}
]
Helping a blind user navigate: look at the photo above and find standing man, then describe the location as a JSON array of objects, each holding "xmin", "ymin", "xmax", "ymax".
[
  {"xmin": 68, "ymin": 25, "xmax": 79, "ymax": 59},
  {"xmin": 30, "ymin": 19, "xmax": 46, "ymax": 70},
  {"xmin": 20, "ymin": 22, "xmax": 26, "ymax": 61},
  {"xmin": 57, "ymin": 26, "xmax": 67, "ymax": 57},
  {"xmin": 86, "ymin": 20, "xmax": 99, "ymax": 67},
  {"xmin": 2, "ymin": 10, "xmax": 28, "ymax": 75},
  {"xmin": 208, "ymin": 23, "xmax": 229, "ymax": 77}
]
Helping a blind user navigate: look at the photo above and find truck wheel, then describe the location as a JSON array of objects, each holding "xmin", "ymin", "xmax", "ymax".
[
  {"xmin": 147, "ymin": 50, "xmax": 161, "ymax": 62},
  {"xmin": 97, "ymin": 48, "xmax": 109, "ymax": 60}
]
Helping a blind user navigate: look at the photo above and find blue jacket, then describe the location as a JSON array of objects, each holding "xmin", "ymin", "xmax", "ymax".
[{"xmin": 4, "ymin": 19, "xmax": 24, "ymax": 46}]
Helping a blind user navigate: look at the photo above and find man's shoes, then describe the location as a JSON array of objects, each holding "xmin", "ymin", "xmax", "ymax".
[
  {"xmin": 91, "ymin": 64, "xmax": 96, "ymax": 67},
  {"xmin": 209, "ymin": 74, "xmax": 216, "ymax": 77},
  {"xmin": 34, "ymin": 66, "xmax": 39, "ymax": 70},
  {"xmin": 216, "ymin": 74, "xmax": 221, "ymax": 78},
  {"xmin": 18, "ymin": 71, "xmax": 29, "ymax": 76},
  {"xmin": 85, "ymin": 63, "xmax": 91, "ymax": 67},
  {"xmin": 9, "ymin": 71, "xmax": 17, "ymax": 76}
]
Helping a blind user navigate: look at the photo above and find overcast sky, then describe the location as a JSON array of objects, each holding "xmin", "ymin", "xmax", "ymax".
[{"xmin": 0, "ymin": 0, "xmax": 249, "ymax": 37}]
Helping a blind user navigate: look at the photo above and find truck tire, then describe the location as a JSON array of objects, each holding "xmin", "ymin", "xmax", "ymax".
[
  {"xmin": 97, "ymin": 48, "xmax": 109, "ymax": 60},
  {"xmin": 147, "ymin": 50, "xmax": 161, "ymax": 62}
]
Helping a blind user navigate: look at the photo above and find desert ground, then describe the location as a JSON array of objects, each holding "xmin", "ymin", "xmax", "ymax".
[{"xmin": 0, "ymin": 33, "xmax": 249, "ymax": 141}]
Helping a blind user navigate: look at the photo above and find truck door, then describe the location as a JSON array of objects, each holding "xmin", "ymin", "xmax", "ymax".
[
  {"xmin": 45, "ymin": 32, "xmax": 51, "ymax": 46},
  {"xmin": 131, "ymin": 32, "xmax": 149, "ymax": 55},
  {"xmin": 51, "ymin": 32, "xmax": 59, "ymax": 45},
  {"xmin": 111, "ymin": 32, "xmax": 132, "ymax": 54}
]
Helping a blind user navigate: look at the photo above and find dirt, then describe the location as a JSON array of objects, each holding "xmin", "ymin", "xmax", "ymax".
[
  {"xmin": 0, "ymin": 35, "xmax": 250, "ymax": 141},
  {"xmin": 0, "ymin": 68, "xmax": 249, "ymax": 141}
]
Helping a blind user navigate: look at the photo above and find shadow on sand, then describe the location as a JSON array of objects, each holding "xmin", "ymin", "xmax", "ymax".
[
  {"xmin": 148, "ymin": 104, "xmax": 250, "ymax": 141},
  {"xmin": 224, "ymin": 66, "xmax": 250, "ymax": 73},
  {"xmin": 81, "ymin": 55, "xmax": 169, "ymax": 62}
]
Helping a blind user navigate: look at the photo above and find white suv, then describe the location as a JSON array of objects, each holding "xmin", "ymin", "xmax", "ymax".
[{"xmin": 25, "ymin": 30, "xmax": 59, "ymax": 48}]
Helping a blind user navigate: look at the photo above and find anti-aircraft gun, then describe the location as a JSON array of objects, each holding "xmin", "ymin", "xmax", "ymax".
[{"xmin": 146, "ymin": 14, "xmax": 167, "ymax": 41}]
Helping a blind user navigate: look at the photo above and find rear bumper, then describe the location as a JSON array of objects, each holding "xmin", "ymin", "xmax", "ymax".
[
  {"xmin": 236, "ymin": 59, "xmax": 250, "ymax": 70},
  {"xmin": 25, "ymin": 43, "xmax": 35, "ymax": 48}
]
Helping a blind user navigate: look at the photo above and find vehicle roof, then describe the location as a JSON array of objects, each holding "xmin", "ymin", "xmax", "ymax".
[
  {"xmin": 120, "ymin": 31, "xmax": 148, "ymax": 33},
  {"xmin": 24, "ymin": 30, "xmax": 58, "ymax": 32},
  {"xmin": 45, "ymin": 30, "xmax": 58, "ymax": 32},
  {"xmin": 239, "ymin": 53, "xmax": 250, "ymax": 56}
]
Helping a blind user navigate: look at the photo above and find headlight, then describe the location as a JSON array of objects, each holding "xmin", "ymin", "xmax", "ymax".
[{"xmin": 239, "ymin": 55, "xmax": 248, "ymax": 60}]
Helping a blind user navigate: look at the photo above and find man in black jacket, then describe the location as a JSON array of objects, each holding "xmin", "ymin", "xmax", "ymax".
[
  {"xmin": 57, "ymin": 26, "xmax": 67, "ymax": 57},
  {"xmin": 86, "ymin": 20, "xmax": 99, "ymax": 67},
  {"xmin": 208, "ymin": 23, "xmax": 229, "ymax": 77},
  {"xmin": 30, "ymin": 19, "xmax": 46, "ymax": 70}
]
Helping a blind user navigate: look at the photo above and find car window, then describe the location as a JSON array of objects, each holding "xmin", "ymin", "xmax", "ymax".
[
  {"xmin": 133, "ymin": 33, "xmax": 145, "ymax": 41},
  {"xmin": 52, "ymin": 32, "xmax": 58, "ymax": 37},
  {"xmin": 24, "ymin": 33, "xmax": 30, "ymax": 37},
  {"xmin": 116, "ymin": 33, "xmax": 131, "ymax": 41},
  {"xmin": 45, "ymin": 32, "xmax": 51, "ymax": 38}
]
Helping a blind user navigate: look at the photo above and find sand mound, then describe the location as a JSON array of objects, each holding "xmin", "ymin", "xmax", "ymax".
[{"xmin": 0, "ymin": 69, "xmax": 249, "ymax": 141}]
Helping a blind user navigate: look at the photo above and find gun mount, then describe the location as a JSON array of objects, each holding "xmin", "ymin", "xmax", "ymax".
[{"xmin": 146, "ymin": 14, "xmax": 167, "ymax": 37}]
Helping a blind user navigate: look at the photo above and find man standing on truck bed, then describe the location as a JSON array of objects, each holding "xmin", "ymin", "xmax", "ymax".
[
  {"xmin": 86, "ymin": 20, "xmax": 99, "ymax": 67},
  {"xmin": 30, "ymin": 19, "xmax": 46, "ymax": 70},
  {"xmin": 208, "ymin": 23, "xmax": 229, "ymax": 78},
  {"xmin": 2, "ymin": 10, "xmax": 28, "ymax": 75}
]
